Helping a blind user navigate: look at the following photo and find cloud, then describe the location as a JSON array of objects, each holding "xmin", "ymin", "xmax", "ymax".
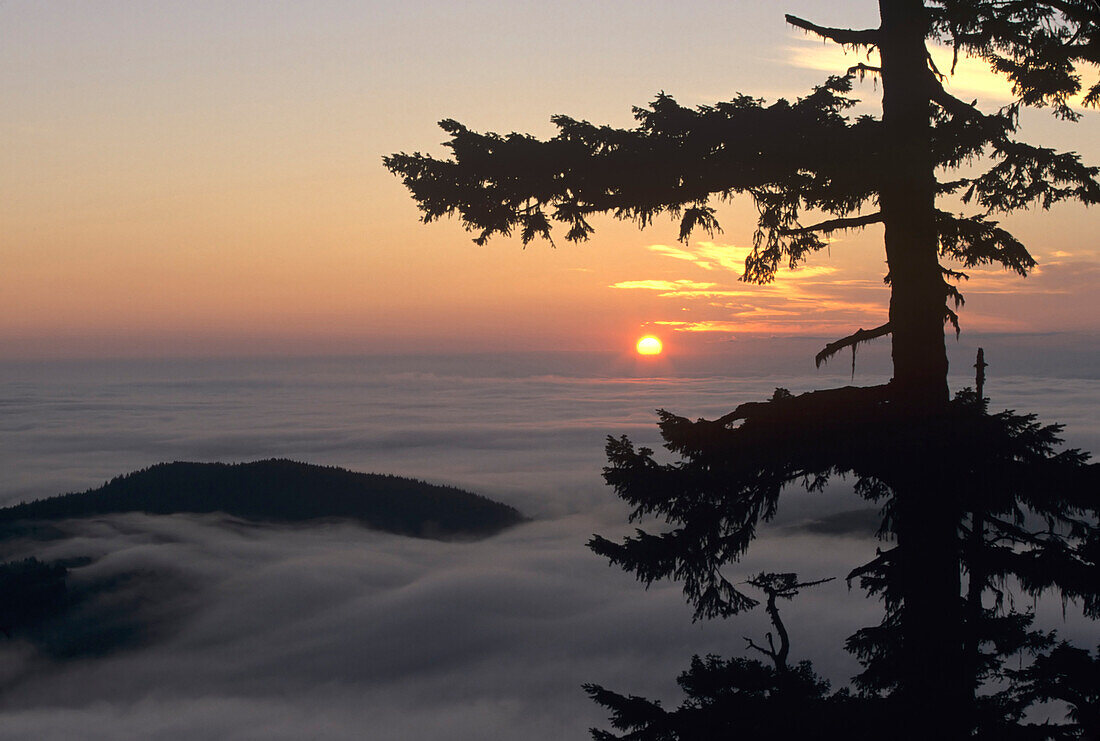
[
  {"xmin": 655, "ymin": 320, "xmax": 745, "ymax": 332},
  {"xmin": 786, "ymin": 36, "xmax": 1015, "ymax": 105},
  {"xmin": 957, "ymin": 259, "xmax": 1100, "ymax": 296},
  {"xmin": 783, "ymin": 266, "xmax": 840, "ymax": 281},
  {"xmin": 786, "ymin": 31, "xmax": 1100, "ymax": 111},
  {"xmin": 784, "ymin": 508, "xmax": 884, "ymax": 537},
  {"xmin": 645, "ymin": 242, "xmax": 751, "ymax": 273},
  {"xmin": 657, "ymin": 289, "xmax": 757, "ymax": 298},
  {"xmin": 4, "ymin": 504, "xmax": 1091, "ymax": 739},
  {"xmin": 611, "ymin": 278, "xmax": 756, "ymax": 300},
  {"xmin": 644, "ymin": 244, "xmax": 720, "ymax": 270},
  {"xmin": 609, "ymin": 279, "xmax": 719, "ymax": 292},
  {"xmin": 0, "ymin": 356, "xmax": 1097, "ymax": 739},
  {"xmin": 0, "ymin": 511, "xmax": 890, "ymax": 740},
  {"xmin": 621, "ymin": 239, "xmax": 888, "ymax": 337}
]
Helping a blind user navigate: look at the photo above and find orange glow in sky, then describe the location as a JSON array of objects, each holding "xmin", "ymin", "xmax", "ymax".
[{"xmin": 0, "ymin": 3, "xmax": 1096, "ymax": 359}]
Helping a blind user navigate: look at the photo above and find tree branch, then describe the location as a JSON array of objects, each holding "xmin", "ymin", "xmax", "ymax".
[
  {"xmin": 929, "ymin": 80, "xmax": 1015, "ymax": 141},
  {"xmin": 789, "ymin": 576, "xmax": 836, "ymax": 593},
  {"xmin": 815, "ymin": 322, "xmax": 892, "ymax": 369},
  {"xmin": 1043, "ymin": 0, "xmax": 1100, "ymax": 27},
  {"xmin": 931, "ymin": 83, "xmax": 984, "ymax": 120},
  {"xmin": 779, "ymin": 212, "xmax": 882, "ymax": 237},
  {"xmin": 944, "ymin": 306, "xmax": 961, "ymax": 337},
  {"xmin": 848, "ymin": 62, "xmax": 883, "ymax": 79},
  {"xmin": 927, "ymin": 50, "xmax": 946, "ymax": 81},
  {"xmin": 743, "ymin": 635, "xmax": 777, "ymax": 662},
  {"xmin": 715, "ymin": 383, "xmax": 892, "ymax": 428},
  {"xmin": 847, "ymin": 547, "xmax": 896, "ymax": 587},
  {"xmin": 785, "ymin": 15, "xmax": 880, "ymax": 47},
  {"xmin": 765, "ymin": 595, "xmax": 790, "ymax": 671}
]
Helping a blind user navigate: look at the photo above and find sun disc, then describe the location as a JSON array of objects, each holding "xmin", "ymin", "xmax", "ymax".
[{"xmin": 636, "ymin": 335, "xmax": 663, "ymax": 355}]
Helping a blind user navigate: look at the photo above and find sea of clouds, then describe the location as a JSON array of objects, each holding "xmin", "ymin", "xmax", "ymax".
[{"xmin": 0, "ymin": 347, "xmax": 1095, "ymax": 739}]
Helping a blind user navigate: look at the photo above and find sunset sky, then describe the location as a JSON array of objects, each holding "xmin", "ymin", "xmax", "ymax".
[{"xmin": 3, "ymin": 0, "xmax": 1098, "ymax": 359}]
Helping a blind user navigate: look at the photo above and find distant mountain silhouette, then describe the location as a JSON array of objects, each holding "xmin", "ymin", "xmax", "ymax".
[
  {"xmin": 0, "ymin": 459, "xmax": 525, "ymax": 539},
  {"xmin": 789, "ymin": 507, "xmax": 882, "ymax": 537}
]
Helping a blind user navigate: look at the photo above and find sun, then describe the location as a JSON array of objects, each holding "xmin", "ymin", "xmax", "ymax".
[{"xmin": 636, "ymin": 335, "xmax": 663, "ymax": 356}]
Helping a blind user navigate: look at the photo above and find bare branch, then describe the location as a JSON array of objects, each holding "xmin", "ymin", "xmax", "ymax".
[
  {"xmin": 944, "ymin": 306, "xmax": 961, "ymax": 337},
  {"xmin": 929, "ymin": 80, "xmax": 1014, "ymax": 139},
  {"xmin": 785, "ymin": 14, "xmax": 880, "ymax": 47},
  {"xmin": 779, "ymin": 212, "xmax": 882, "ymax": 237},
  {"xmin": 815, "ymin": 323, "xmax": 892, "ymax": 369},
  {"xmin": 945, "ymin": 281, "xmax": 965, "ymax": 309},
  {"xmin": 931, "ymin": 85, "xmax": 983, "ymax": 121},
  {"xmin": 847, "ymin": 548, "xmax": 896, "ymax": 587},
  {"xmin": 927, "ymin": 50, "xmax": 946, "ymax": 81},
  {"xmin": 790, "ymin": 576, "xmax": 836, "ymax": 592},
  {"xmin": 743, "ymin": 636, "xmax": 777, "ymax": 661},
  {"xmin": 848, "ymin": 62, "xmax": 882, "ymax": 80},
  {"xmin": 715, "ymin": 383, "xmax": 892, "ymax": 428}
]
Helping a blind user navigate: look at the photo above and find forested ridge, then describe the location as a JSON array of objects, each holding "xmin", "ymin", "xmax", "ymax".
[{"xmin": 0, "ymin": 459, "xmax": 524, "ymax": 539}]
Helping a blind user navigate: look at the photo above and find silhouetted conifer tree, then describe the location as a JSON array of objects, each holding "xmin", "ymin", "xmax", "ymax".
[
  {"xmin": 386, "ymin": 3, "xmax": 1100, "ymax": 737},
  {"xmin": 583, "ymin": 575, "xmax": 889, "ymax": 741},
  {"xmin": 1011, "ymin": 641, "xmax": 1100, "ymax": 739},
  {"xmin": 840, "ymin": 387, "xmax": 1099, "ymax": 737},
  {"xmin": 741, "ymin": 573, "xmax": 834, "ymax": 673}
]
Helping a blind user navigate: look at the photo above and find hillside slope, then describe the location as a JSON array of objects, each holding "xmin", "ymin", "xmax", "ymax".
[{"xmin": 0, "ymin": 459, "xmax": 525, "ymax": 539}]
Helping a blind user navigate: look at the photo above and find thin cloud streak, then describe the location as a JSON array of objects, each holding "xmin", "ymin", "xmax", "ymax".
[
  {"xmin": 785, "ymin": 36, "xmax": 1017, "ymax": 104},
  {"xmin": 617, "ymin": 241, "xmax": 888, "ymax": 337},
  {"xmin": 646, "ymin": 242, "xmax": 750, "ymax": 272},
  {"xmin": 618, "ymin": 241, "xmax": 1100, "ymax": 337},
  {"xmin": 609, "ymin": 279, "xmax": 719, "ymax": 292}
]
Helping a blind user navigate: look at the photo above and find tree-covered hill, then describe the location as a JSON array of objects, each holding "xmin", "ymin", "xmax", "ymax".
[{"xmin": 0, "ymin": 459, "xmax": 525, "ymax": 539}]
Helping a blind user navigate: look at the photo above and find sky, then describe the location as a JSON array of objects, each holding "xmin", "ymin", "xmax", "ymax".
[{"xmin": 2, "ymin": 0, "xmax": 1098, "ymax": 359}]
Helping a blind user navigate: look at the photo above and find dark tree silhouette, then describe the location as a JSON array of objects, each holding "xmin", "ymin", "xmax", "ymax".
[
  {"xmin": 592, "ymin": 380, "xmax": 1098, "ymax": 738},
  {"xmin": 837, "ymin": 384, "xmax": 1100, "ymax": 737},
  {"xmin": 0, "ymin": 460, "xmax": 524, "ymax": 540},
  {"xmin": 584, "ymin": 574, "xmax": 888, "ymax": 741},
  {"xmin": 1011, "ymin": 641, "xmax": 1100, "ymax": 739},
  {"xmin": 385, "ymin": 2, "xmax": 1100, "ymax": 737},
  {"xmin": 585, "ymin": 655, "xmax": 846, "ymax": 741},
  {"xmin": 741, "ymin": 573, "xmax": 834, "ymax": 673}
]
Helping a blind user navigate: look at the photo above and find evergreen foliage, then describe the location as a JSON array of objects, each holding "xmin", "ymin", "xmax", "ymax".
[
  {"xmin": 585, "ymin": 656, "xmax": 875, "ymax": 741},
  {"xmin": 385, "ymin": 5, "xmax": 1098, "ymax": 338},
  {"xmin": 384, "ymin": 73, "xmax": 1097, "ymax": 287},
  {"xmin": 590, "ymin": 389, "xmax": 1097, "ymax": 621},
  {"xmin": 584, "ymin": 575, "xmax": 889, "ymax": 741},
  {"xmin": 1010, "ymin": 641, "xmax": 1100, "ymax": 739},
  {"xmin": 0, "ymin": 460, "xmax": 524, "ymax": 539}
]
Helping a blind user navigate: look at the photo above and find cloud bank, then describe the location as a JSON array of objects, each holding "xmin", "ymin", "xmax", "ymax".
[{"xmin": 0, "ymin": 355, "xmax": 1096, "ymax": 739}]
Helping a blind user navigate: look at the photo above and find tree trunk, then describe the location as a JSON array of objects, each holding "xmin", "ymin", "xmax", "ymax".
[
  {"xmin": 964, "ymin": 349, "xmax": 990, "ymax": 728},
  {"xmin": 877, "ymin": 1, "xmax": 966, "ymax": 738},
  {"xmin": 878, "ymin": 0, "xmax": 949, "ymax": 408}
]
